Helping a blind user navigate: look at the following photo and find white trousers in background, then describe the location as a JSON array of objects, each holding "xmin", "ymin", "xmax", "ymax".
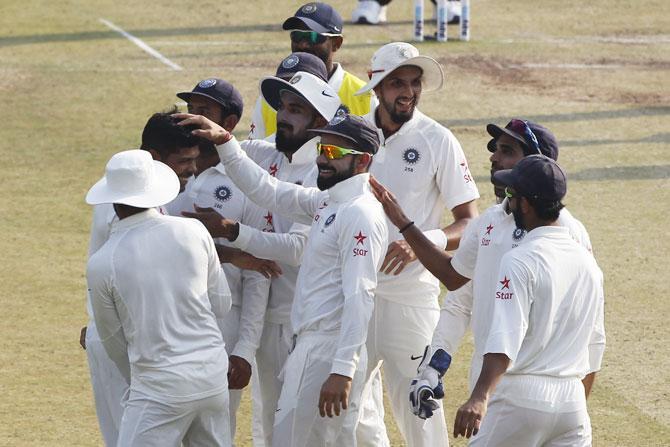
[
  {"xmin": 254, "ymin": 320, "xmax": 293, "ymax": 446},
  {"xmin": 471, "ymin": 375, "xmax": 592, "ymax": 447},
  {"xmin": 117, "ymin": 390, "xmax": 231, "ymax": 447},
  {"xmin": 357, "ymin": 298, "xmax": 449, "ymax": 447},
  {"xmin": 85, "ymin": 323, "xmax": 128, "ymax": 447},
  {"xmin": 272, "ymin": 331, "xmax": 367, "ymax": 447}
]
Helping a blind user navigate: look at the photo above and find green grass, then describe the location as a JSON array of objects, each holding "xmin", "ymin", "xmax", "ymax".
[{"xmin": 1, "ymin": 0, "xmax": 669, "ymax": 445}]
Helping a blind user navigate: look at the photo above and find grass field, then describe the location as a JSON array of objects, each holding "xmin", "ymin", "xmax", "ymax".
[{"xmin": 1, "ymin": 0, "xmax": 669, "ymax": 445}]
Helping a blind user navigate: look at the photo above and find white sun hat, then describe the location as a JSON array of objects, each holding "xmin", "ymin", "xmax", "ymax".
[
  {"xmin": 355, "ymin": 42, "xmax": 444, "ymax": 95},
  {"xmin": 260, "ymin": 71, "xmax": 341, "ymax": 122},
  {"xmin": 86, "ymin": 150, "xmax": 179, "ymax": 208}
]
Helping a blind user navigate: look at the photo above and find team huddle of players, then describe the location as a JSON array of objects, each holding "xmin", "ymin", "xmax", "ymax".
[{"xmin": 82, "ymin": 2, "xmax": 606, "ymax": 447}]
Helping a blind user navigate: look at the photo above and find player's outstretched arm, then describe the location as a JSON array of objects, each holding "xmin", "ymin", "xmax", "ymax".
[{"xmin": 370, "ymin": 176, "xmax": 469, "ymax": 290}]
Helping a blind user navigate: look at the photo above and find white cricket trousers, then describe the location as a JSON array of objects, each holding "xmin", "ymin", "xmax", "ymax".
[
  {"xmin": 272, "ymin": 330, "xmax": 367, "ymax": 447},
  {"xmin": 117, "ymin": 390, "xmax": 231, "ymax": 447},
  {"xmin": 255, "ymin": 320, "xmax": 293, "ymax": 446},
  {"xmin": 85, "ymin": 323, "xmax": 128, "ymax": 447},
  {"xmin": 470, "ymin": 375, "xmax": 592, "ymax": 447},
  {"xmin": 357, "ymin": 298, "xmax": 449, "ymax": 447},
  {"xmin": 220, "ymin": 304, "xmax": 244, "ymax": 441}
]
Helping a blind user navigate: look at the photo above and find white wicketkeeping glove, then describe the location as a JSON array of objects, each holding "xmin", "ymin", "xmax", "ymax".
[{"xmin": 409, "ymin": 345, "xmax": 452, "ymax": 419}]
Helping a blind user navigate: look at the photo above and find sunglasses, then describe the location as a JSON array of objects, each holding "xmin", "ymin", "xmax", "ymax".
[
  {"xmin": 317, "ymin": 142, "xmax": 364, "ymax": 160},
  {"xmin": 290, "ymin": 30, "xmax": 328, "ymax": 45},
  {"xmin": 508, "ymin": 119, "xmax": 541, "ymax": 155},
  {"xmin": 504, "ymin": 186, "xmax": 517, "ymax": 199}
]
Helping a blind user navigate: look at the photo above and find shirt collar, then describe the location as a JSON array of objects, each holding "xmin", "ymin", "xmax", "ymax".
[
  {"xmin": 328, "ymin": 173, "xmax": 370, "ymax": 203},
  {"xmin": 289, "ymin": 136, "xmax": 319, "ymax": 165},
  {"xmin": 525, "ymin": 225, "xmax": 570, "ymax": 241},
  {"xmin": 328, "ymin": 63, "xmax": 344, "ymax": 92},
  {"xmin": 112, "ymin": 208, "xmax": 160, "ymax": 232}
]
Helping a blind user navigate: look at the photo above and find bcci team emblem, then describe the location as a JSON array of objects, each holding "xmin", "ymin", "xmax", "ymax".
[
  {"xmin": 214, "ymin": 185, "xmax": 232, "ymax": 202},
  {"xmin": 403, "ymin": 148, "xmax": 420, "ymax": 165},
  {"xmin": 512, "ymin": 227, "xmax": 526, "ymax": 241},
  {"xmin": 289, "ymin": 74, "xmax": 302, "ymax": 85},
  {"xmin": 282, "ymin": 55, "xmax": 299, "ymax": 69},
  {"xmin": 301, "ymin": 3, "xmax": 317, "ymax": 14},
  {"xmin": 329, "ymin": 108, "xmax": 347, "ymax": 126},
  {"xmin": 198, "ymin": 79, "xmax": 217, "ymax": 89},
  {"xmin": 325, "ymin": 213, "xmax": 336, "ymax": 227}
]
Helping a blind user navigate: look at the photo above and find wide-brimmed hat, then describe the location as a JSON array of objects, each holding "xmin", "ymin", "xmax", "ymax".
[
  {"xmin": 261, "ymin": 71, "xmax": 341, "ymax": 121},
  {"xmin": 86, "ymin": 150, "xmax": 179, "ymax": 208},
  {"xmin": 356, "ymin": 42, "xmax": 444, "ymax": 95}
]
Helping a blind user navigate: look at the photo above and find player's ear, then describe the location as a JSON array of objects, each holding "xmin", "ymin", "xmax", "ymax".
[
  {"xmin": 356, "ymin": 153, "xmax": 372, "ymax": 172},
  {"xmin": 313, "ymin": 115, "xmax": 328, "ymax": 129},
  {"xmin": 330, "ymin": 36, "xmax": 343, "ymax": 53},
  {"xmin": 147, "ymin": 149, "xmax": 162, "ymax": 161},
  {"xmin": 222, "ymin": 114, "xmax": 239, "ymax": 132},
  {"xmin": 520, "ymin": 197, "xmax": 531, "ymax": 214}
]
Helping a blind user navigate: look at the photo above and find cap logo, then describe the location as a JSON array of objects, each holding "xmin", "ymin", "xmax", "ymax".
[
  {"xmin": 282, "ymin": 55, "xmax": 300, "ymax": 69},
  {"xmin": 329, "ymin": 108, "xmax": 347, "ymax": 125},
  {"xmin": 198, "ymin": 79, "xmax": 217, "ymax": 89},
  {"xmin": 301, "ymin": 3, "xmax": 317, "ymax": 14},
  {"xmin": 289, "ymin": 74, "xmax": 302, "ymax": 84}
]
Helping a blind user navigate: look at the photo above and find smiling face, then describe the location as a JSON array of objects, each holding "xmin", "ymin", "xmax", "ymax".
[
  {"xmin": 490, "ymin": 134, "xmax": 526, "ymax": 199},
  {"xmin": 316, "ymin": 134, "xmax": 366, "ymax": 191},
  {"xmin": 374, "ymin": 65, "xmax": 423, "ymax": 126},
  {"xmin": 275, "ymin": 90, "xmax": 320, "ymax": 155},
  {"xmin": 158, "ymin": 145, "xmax": 199, "ymax": 192}
]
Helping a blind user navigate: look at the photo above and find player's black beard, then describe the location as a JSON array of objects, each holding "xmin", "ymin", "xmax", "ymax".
[
  {"xmin": 380, "ymin": 96, "xmax": 415, "ymax": 125},
  {"xmin": 275, "ymin": 126, "xmax": 311, "ymax": 156},
  {"xmin": 316, "ymin": 159, "xmax": 356, "ymax": 191},
  {"xmin": 512, "ymin": 207, "xmax": 526, "ymax": 231}
]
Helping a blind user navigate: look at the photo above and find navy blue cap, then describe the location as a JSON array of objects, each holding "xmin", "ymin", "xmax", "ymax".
[
  {"xmin": 309, "ymin": 108, "xmax": 380, "ymax": 155},
  {"xmin": 282, "ymin": 2, "xmax": 343, "ymax": 35},
  {"xmin": 487, "ymin": 119, "xmax": 559, "ymax": 161},
  {"xmin": 177, "ymin": 78, "xmax": 244, "ymax": 118},
  {"xmin": 276, "ymin": 52, "xmax": 328, "ymax": 82},
  {"xmin": 493, "ymin": 155, "xmax": 567, "ymax": 201}
]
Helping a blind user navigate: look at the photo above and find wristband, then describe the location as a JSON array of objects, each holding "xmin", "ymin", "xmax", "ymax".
[{"xmin": 399, "ymin": 221, "xmax": 415, "ymax": 233}]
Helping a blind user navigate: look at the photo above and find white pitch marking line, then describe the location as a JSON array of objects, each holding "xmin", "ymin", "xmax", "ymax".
[{"xmin": 99, "ymin": 18, "xmax": 183, "ymax": 71}]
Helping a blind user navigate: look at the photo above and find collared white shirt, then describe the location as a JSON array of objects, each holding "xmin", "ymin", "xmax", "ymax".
[
  {"xmin": 363, "ymin": 108, "xmax": 480, "ymax": 307},
  {"xmin": 217, "ymin": 138, "xmax": 388, "ymax": 378},
  {"xmin": 236, "ymin": 138, "xmax": 318, "ymax": 324},
  {"xmin": 187, "ymin": 163, "xmax": 272, "ymax": 363},
  {"xmin": 484, "ymin": 226, "xmax": 605, "ymax": 380},
  {"xmin": 87, "ymin": 209, "xmax": 231, "ymax": 403},
  {"xmin": 444, "ymin": 201, "xmax": 603, "ymax": 384}
]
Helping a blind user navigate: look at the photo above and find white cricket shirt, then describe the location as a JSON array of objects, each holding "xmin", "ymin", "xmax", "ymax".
[
  {"xmin": 187, "ymin": 163, "xmax": 272, "ymax": 363},
  {"xmin": 484, "ymin": 226, "xmax": 605, "ymax": 380},
  {"xmin": 87, "ymin": 209, "xmax": 232, "ymax": 403},
  {"xmin": 446, "ymin": 201, "xmax": 603, "ymax": 383},
  {"xmin": 217, "ymin": 138, "xmax": 389, "ymax": 378},
  {"xmin": 363, "ymin": 108, "xmax": 480, "ymax": 308},
  {"xmin": 236, "ymin": 138, "xmax": 318, "ymax": 325}
]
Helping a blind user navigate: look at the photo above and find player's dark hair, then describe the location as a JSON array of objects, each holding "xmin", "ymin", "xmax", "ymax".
[
  {"xmin": 525, "ymin": 196, "xmax": 564, "ymax": 221},
  {"xmin": 140, "ymin": 106, "xmax": 202, "ymax": 158}
]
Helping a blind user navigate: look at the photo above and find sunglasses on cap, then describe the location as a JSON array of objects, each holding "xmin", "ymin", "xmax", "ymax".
[
  {"xmin": 504, "ymin": 186, "xmax": 517, "ymax": 199},
  {"xmin": 508, "ymin": 119, "xmax": 541, "ymax": 155},
  {"xmin": 290, "ymin": 30, "xmax": 328, "ymax": 45},
  {"xmin": 317, "ymin": 142, "xmax": 365, "ymax": 160}
]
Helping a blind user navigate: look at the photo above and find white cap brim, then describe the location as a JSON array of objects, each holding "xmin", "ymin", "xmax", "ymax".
[
  {"xmin": 85, "ymin": 160, "xmax": 179, "ymax": 208},
  {"xmin": 355, "ymin": 56, "xmax": 444, "ymax": 96},
  {"xmin": 260, "ymin": 72, "xmax": 340, "ymax": 121}
]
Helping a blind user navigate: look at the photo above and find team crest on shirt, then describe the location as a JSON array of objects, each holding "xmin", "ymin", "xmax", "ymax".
[
  {"xmin": 198, "ymin": 79, "xmax": 217, "ymax": 89},
  {"xmin": 301, "ymin": 3, "xmax": 317, "ymax": 13},
  {"xmin": 496, "ymin": 276, "xmax": 514, "ymax": 300},
  {"xmin": 353, "ymin": 231, "xmax": 368, "ymax": 257},
  {"xmin": 325, "ymin": 213, "xmax": 336, "ymax": 226},
  {"xmin": 512, "ymin": 227, "xmax": 526, "ymax": 242},
  {"xmin": 403, "ymin": 148, "xmax": 420, "ymax": 172},
  {"xmin": 214, "ymin": 185, "xmax": 232, "ymax": 202},
  {"xmin": 282, "ymin": 55, "xmax": 300, "ymax": 69}
]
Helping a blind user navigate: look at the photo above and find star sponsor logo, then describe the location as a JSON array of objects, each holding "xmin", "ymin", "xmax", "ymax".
[
  {"xmin": 198, "ymin": 78, "xmax": 217, "ymax": 89},
  {"xmin": 481, "ymin": 222, "xmax": 493, "ymax": 246},
  {"xmin": 269, "ymin": 163, "xmax": 279, "ymax": 176},
  {"xmin": 485, "ymin": 223, "xmax": 494, "ymax": 235},
  {"xmin": 460, "ymin": 160, "xmax": 473, "ymax": 183},
  {"xmin": 496, "ymin": 276, "xmax": 513, "ymax": 299},
  {"xmin": 353, "ymin": 231, "xmax": 368, "ymax": 256},
  {"xmin": 264, "ymin": 212, "xmax": 273, "ymax": 227},
  {"xmin": 214, "ymin": 185, "xmax": 232, "ymax": 202}
]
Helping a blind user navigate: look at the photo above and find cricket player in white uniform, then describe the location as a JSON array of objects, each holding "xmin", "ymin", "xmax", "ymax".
[
  {"xmin": 176, "ymin": 110, "xmax": 388, "ymax": 446},
  {"xmin": 452, "ymin": 155, "xmax": 605, "ymax": 446},
  {"xmin": 184, "ymin": 71, "xmax": 342, "ymax": 446},
  {"xmin": 353, "ymin": 42, "xmax": 480, "ymax": 447},
  {"xmin": 86, "ymin": 150, "xmax": 233, "ymax": 446},
  {"xmin": 81, "ymin": 111, "xmax": 201, "ymax": 446}
]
